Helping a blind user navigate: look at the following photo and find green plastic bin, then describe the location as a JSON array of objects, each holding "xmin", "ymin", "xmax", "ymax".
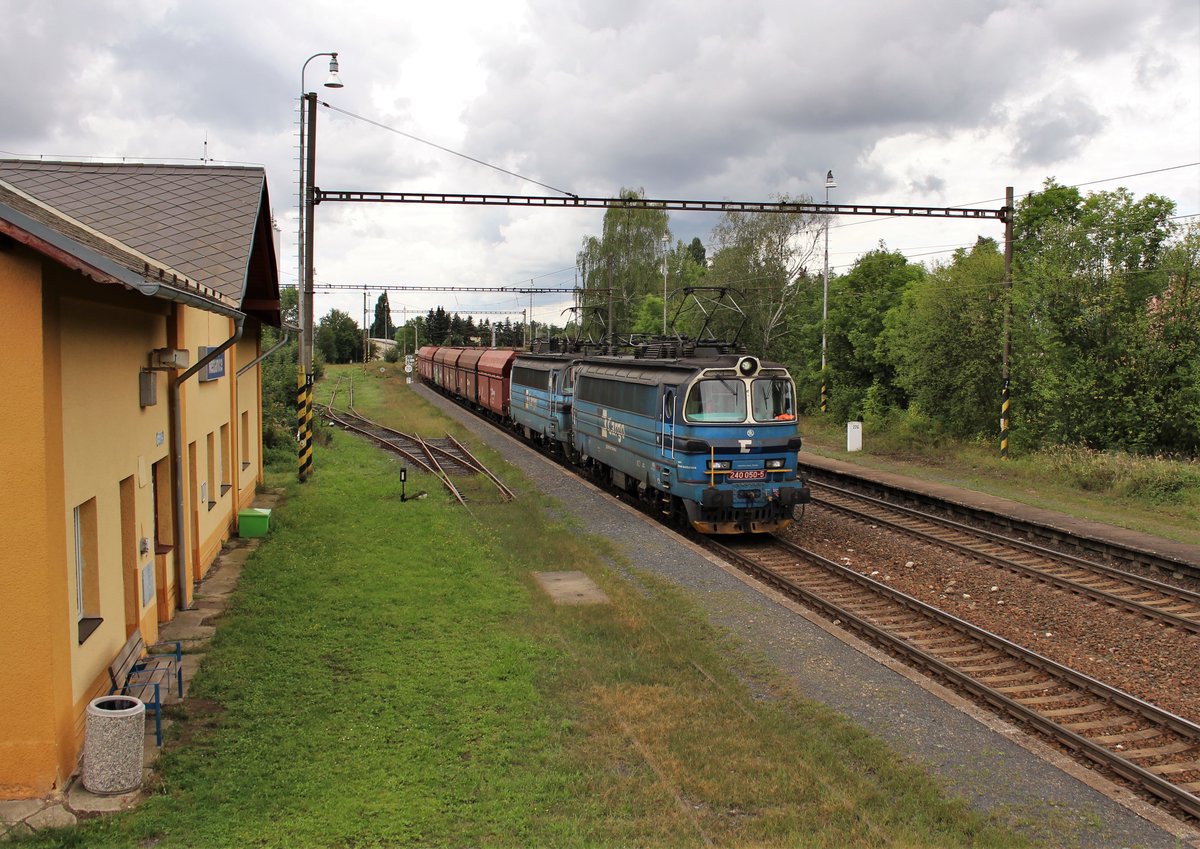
[{"xmin": 238, "ymin": 508, "xmax": 272, "ymax": 538}]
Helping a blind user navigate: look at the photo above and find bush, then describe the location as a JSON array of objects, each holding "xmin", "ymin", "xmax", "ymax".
[
  {"xmin": 1043, "ymin": 445, "xmax": 1200, "ymax": 504},
  {"xmin": 862, "ymin": 406, "xmax": 949, "ymax": 457}
]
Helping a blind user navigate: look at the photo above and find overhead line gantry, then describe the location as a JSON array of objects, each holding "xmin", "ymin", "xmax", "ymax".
[{"xmin": 314, "ymin": 190, "xmax": 1009, "ymax": 222}]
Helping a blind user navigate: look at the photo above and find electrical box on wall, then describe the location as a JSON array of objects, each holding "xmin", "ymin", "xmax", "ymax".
[
  {"xmin": 139, "ymin": 370, "xmax": 158, "ymax": 407},
  {"xmin": 150, "ymin": 348, "xmax": 190, "ymax": 369}
]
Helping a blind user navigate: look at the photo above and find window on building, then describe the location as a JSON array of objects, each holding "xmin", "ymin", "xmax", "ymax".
[
  {"xmin": 240, "ymin": 410, "xmax": 251, "ymax": 470},
  {"xmin": 152, "ymin": 457, "xmax": 173, "ymax": 549},
  {"xmin": 74, "ymin": 498, "xmax": 101, "ymax": 643},
  {"xmin": 206, "ymin": 432, "xmax": 216, "ymax": 510},
  {"xmin": 220, "ymin": 423, "xmax": 231, "ymax": 497}
]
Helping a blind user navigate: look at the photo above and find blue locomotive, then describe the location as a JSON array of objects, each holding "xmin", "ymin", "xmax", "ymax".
[{"xmin": 421, "ymin": 342, "xmax": 811, "ymax": 535}]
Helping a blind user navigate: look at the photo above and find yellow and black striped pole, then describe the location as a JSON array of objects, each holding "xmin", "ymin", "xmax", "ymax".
[
  {"xmin": 820, "ymin": 375, "xmax": 827, "ymax": 413},
  {"xmin": 1000, "ymin": 378, "xmax": 1010, "ymax": 459},
  {"xmin": 1000, "ymin": 186, "xmax": 1013, "ymax": 460},
  {"xmin": 297, "ymin": 366, "xmax": 313, "ymax": 481}
]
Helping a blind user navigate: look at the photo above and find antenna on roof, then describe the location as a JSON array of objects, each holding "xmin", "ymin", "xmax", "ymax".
[{"xmin": 202, "ymin": 133, "xmax": 211, "ymax": 165}]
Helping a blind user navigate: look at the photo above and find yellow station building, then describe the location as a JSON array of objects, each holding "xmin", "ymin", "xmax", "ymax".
[{"xmin": 0, "ymin": 160, "xmax": 282, "ymax": 797}]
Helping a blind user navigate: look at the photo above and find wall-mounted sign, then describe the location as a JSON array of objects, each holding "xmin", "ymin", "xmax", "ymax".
[
  {"xmin": 199, "ymin": 346, "xmax": 226, "ymax": 382},
  {"xmin": 141, "ymin": 562, "xmax": 155, "ymax": 607}
]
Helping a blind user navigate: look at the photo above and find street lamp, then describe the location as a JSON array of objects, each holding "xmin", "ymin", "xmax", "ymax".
[
  {"xmin": 297, "ymin": 51, "xmax": 344, "ymax": 481},
  {"xmin": 821, "ymin": 169, "xmax": 836, "ymax": 413},
  {"xmin": 298, "ymin": 52, "xmax": 343, "ymax": 380},
  {"xmin": 661, "ymin": 231, "xmax": 669, "ymax": 336}
]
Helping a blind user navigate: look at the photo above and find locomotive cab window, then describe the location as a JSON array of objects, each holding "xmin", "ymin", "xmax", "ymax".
[
  {"xmin": 683, "ymin": 379, "xmax": 747, "ymax": 423},
  {"xmin": 751, "ymin": 378, "xmax": 796, "ymax": 422}
]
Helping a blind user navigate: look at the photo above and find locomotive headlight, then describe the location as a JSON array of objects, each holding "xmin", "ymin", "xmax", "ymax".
[
  {"xmin": 765, "ymin": 458, "xmax": 786, "ymax": 469},
  {"xmin": 708, "ymin": 460, "xmax": 732, "ymax": 470},
  {"xmin": 737, "ymin": 356, "xmax": 760, "ymax": 376}
]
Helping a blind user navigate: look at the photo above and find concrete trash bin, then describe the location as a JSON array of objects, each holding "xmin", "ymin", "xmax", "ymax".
[{"xmin": 82, "ymin": 695, "xmax": 145, "ymax": 794}]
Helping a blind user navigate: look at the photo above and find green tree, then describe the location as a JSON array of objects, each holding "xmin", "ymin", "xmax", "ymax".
[
  {"xmin": 883, "ymin": 239, "xmax": 1003, "ymax": 437},
  {"xmin": 707, "ymin": 197, "xmax": 823, "ymax": 357},
  {"xmin": 316, "ymin": 309, "xmax": 363, "ymax": 364},
  {"xmin": 630, "ymin": 294, "xmax": 665, "ymax": 335},
  {"xmin": 576, "ymin": 188, "xmax": 670, "ymax": 340},
  {"xmin": 1149, "ymin": 224, "xmax": 1200, "ymax": 451},
  {"xmin": 1013, "ymin": 182, "xmax": 1180, "ymax": 450},
  {"xmin": 823, "ymin": 245, "xmax": 924, "ymax": 421},
  {"xmin": 425, "ymin": 307, "xmax": 451, "ymax": 345},
  {"xmin": 370, "ymin": 293, "xmax": 393, "ymax": 338},
  {"xmin": 258, "ymin": 288, "xmax": 301, "ymax": 452}
]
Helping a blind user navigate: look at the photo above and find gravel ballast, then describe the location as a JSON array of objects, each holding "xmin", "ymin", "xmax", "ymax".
[{"xmin": 417, "ymin": 385, "xmax": 1198, "ymax": 848}]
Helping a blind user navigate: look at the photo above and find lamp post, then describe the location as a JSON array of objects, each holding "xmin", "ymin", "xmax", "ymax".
[
  {"xmin": 821, "ymin": 169, "xmax": 836, "ymax": 413},
  {"xmin": 298, "ymin": 52, "xmax": 343, "ymax": 379},
  {"xmin": 661, "ymin": 231, "xmax": 669, "ymax": 336},
  {"xmin": 297, "ymin": 51, "xmax": 343, "ymax": 481}
]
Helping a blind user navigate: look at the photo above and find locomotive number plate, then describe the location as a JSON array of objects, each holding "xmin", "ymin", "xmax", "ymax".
[{"xmin": 728, "ymin": 469, "xmax": 766, "ymax": 480}]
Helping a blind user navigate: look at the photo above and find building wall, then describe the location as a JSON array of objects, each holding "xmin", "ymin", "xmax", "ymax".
[
  {"xmin": 58, "ymin": 287, "xmax": 172, "ymax": 709},
  {"xmin": 0, "ymin": 249, "xmax": 74, "ymax": 797},
  {"xmin": 0, "ymin": 250, "xmax": 267, "ymax": 797}
]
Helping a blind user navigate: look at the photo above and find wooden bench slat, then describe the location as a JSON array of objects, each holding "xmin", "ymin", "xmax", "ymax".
[{"xmin": 106, "ymin": 629, "xmax": 183, "ymax": 747}]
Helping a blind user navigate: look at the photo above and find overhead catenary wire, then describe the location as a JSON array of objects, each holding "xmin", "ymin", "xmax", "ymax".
[
  {"xmin": 829, "ymin": 161, "xmax": 1200, "ymax": 232},
  {"xmin": 319, "ymin": 101, "xmax": 579, "ymax": 199}
]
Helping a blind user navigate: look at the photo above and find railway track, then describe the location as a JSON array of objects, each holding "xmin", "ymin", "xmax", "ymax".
[
  {"xmin": 321, "ymin": 377, "xmax": 514, "ymax": 505},
  {"xmin": 802, "ymin": 465, "xmax": 1200, "ymax": 581},
  {"xmin": 810, "ymin": 480, "xmax": 1200, "ymax": 635},
  {"xmin": 708, "ymin": 534, "xmax": 1200, "ymax": 819}
]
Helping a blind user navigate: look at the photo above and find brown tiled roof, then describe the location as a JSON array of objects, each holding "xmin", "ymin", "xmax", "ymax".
[
  {"xmin": 0, "ymin": 160, "xmax": 268, "ymax": 303},
  {"xmin": 0, "ymin": 179, "xmax": 241, "ymax": 316}
]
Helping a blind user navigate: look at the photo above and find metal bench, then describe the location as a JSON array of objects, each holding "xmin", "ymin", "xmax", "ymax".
[{"xmin": 107, "ymin": 630, "xmax": 183, "ymax": 747}]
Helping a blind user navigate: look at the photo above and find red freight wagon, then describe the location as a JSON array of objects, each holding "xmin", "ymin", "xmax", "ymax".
[
  {"xmin": 433, "ymin": 347, "xmax": 463, "ymax": 392},
  {"xmin": 457, "ymin": 348, "xmax": 486, "ymax": 406},
  {"xmin": 477, "ymin": 349, "xmax": 517, "ymax": 417},
  {"xmin": 417, "ymin": 346, "xmax": 439, "ymax": 382}
]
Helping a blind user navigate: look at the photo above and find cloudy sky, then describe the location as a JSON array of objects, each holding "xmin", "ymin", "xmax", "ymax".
[{"xmin": 2, "ymin": 0, "xmax": 1197, "ymax": 333}]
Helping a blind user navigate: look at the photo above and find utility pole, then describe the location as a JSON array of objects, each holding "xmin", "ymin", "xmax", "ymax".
[
  {"xmin": 1001, "ymin": 185, "xmax": 1014, "ymax": 459},
  {"xmin": 606, "ymin": 254, "xmax": 614, "ymax": 354},
  {"xmin": 661, "ymin": 232, "xmax": 669, "ymax": 335},
  {"xmin": 821, "ymin": 170, "xmax": 836, "ymax": 413},
  {"xmin": 298, "ymin": 90, "xmax": 319, "ymax": 482}
]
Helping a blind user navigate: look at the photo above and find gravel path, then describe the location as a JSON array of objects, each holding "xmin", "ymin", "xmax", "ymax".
[{"xmin": 417, "ymin": 385, "xmax": 1197, "ymax": 849}]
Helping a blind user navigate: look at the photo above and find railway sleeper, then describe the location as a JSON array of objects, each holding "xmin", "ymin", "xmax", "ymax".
[
  {"xmin": 1145, "ymin": 760, "xmax": 1200, "ymax": 776},
  {"xmin": 1124, "ymin": 741, "xmax": 1199, "ymax": 758},
  {"xmin": 1092, "ymin": 728, "xmax": 1168, "ymax": 744},
  {"xmin": 1063, "ymin": 715, "xmax": 1137, "ymax": 732},
  {"xmin": 1041, "ymin": 702, "xmax": 1109, "ymax": 718}
]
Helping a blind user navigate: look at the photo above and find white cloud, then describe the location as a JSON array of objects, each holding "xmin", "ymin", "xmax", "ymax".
[{"xmin": 2, "ymin": 0, "xmax": 1197, "ymax": 327}]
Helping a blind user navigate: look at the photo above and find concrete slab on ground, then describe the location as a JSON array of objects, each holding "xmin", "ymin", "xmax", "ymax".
[{"xmin": 533, "ymin": 570, "xmax": 610, "ymax": 605}]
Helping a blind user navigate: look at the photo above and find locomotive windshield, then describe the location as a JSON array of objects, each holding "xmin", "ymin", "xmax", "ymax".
[
  {"xmin": 683, "ymin": 379, "xmax": 747, "ymax": 423},
  {"xmin": 751, "ymin": 378, "xmax": 796, "ymax": 422}
]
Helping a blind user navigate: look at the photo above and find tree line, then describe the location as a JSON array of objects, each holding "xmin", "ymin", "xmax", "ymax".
[{"xmin": 574, "ymin": 183, "xmax": 1199, "ymax": 455}]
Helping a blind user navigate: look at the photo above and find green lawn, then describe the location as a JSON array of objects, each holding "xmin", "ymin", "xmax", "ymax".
[{"xmin": 23, "ymin": 367, "xmax": 1030, "ymax": 847}]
